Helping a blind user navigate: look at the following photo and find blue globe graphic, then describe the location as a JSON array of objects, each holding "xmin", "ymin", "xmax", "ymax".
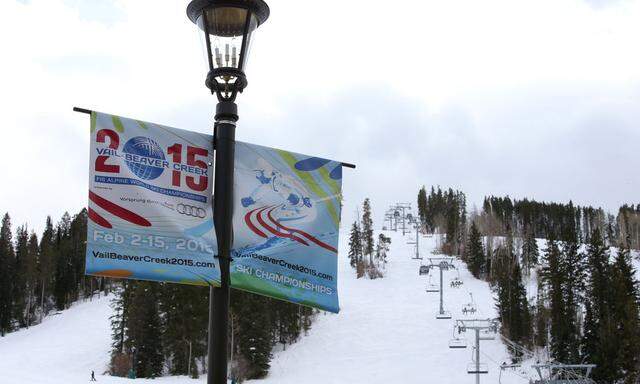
[{"xmin": 122, "ymin": 137, "xmax": 166, "ymax": 180}]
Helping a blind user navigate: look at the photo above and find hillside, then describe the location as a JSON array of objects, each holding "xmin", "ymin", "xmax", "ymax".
[{"xmin": 4, "ymin": 228, "xmax": 634, "ymax": 383}]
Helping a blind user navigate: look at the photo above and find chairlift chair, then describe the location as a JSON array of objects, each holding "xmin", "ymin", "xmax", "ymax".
[
  {"xmin": 500, "ymin": 363, "xmax": 521, "ymax": 370},
  {"xmin": 467, "ymin": 363, "xmax": 489, "ymax": 374},
  {"xmin": 449, "ymin": 326, "xmax": 468, "ymax": 349},
  {"xmin": 425, "ymin": 275, "xmax": 439, "ymax": 292},
  {"xmin": 462, "ymin": 293, "xmax": 477, "ymax": 315},
  {"xmin": 419, "ymin": 265, "xmax": 430, "ymax": 275},
  {"xmin": 439, "ymin": 261, "xmax": 451, "ymax": 271},
  {"xmin": 436, "ymin": 310, "xmax": 452, "ymax": 320},
  {"xmin": 450, "ymin": 268, "xmax": 464, "ymax": 288}
]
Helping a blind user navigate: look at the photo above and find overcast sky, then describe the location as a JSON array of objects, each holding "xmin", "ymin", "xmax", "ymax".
[{"xmin": 1, "ymin": 0, "xmax": 639, "ymax": 235}]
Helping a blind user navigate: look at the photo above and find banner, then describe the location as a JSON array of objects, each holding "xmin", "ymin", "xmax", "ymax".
[
  {"xmin": 86, "ymin": 112, "xmax": 219, "ymax": 285},
  {"xmin": 231, "ymin": 142, "xmax": 342, "ymax": 313},
  {"xmin": 85, "ymin": 112, "xmax": 343, "ymax": 312}
]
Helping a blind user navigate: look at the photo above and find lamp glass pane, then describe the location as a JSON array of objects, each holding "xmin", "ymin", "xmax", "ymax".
[{"xmin": 197, "ymin": 8, "xmax": 258, "ymax": 71}]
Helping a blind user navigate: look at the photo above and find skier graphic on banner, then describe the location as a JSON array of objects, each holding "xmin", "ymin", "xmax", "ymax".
[{"xmin": 240, "ymin": 158, "xmax": 315, "ymax": 222}]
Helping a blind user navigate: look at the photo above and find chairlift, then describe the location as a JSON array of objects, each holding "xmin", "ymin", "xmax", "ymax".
[
  {"xmin": 439, "ymin": 261, "xmax": 451, "ymax": 271},
  {"xmin": 462, "ymin": 293, "xmax": 477, "ymax": 315},
  {"xmin": 436, "ymin": 310, "xmax": 452, "ymax": 320},
  {"xmin": 419, "ymin": 265, "xmax": 430, "ymax": 275},
  {"xmin": 450, "ymin": 268, "xmax": 463, "ymax": 288},
  {"xmin": 425, "ymin": 275, "xmax": 439, "ymax": 293},
  {"xmin": 467, "ymin": 363, "xmax": 489, "ymax": 374},
  {"xmin": 500, "ymin": 362, "xmax": 521, "ymax": 370},
  {"xmin": 449, "ymin": 326, "xmax": 468, "ymax": 349}
]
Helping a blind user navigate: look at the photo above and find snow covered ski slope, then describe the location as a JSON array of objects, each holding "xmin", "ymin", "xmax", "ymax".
[
  {"xmin": 0, "ymin": 229, "xmax": 533, "ymax": 384},
  {"xmin": 250, "ymin": 230, "xmax": 523, "ymax": 384}
]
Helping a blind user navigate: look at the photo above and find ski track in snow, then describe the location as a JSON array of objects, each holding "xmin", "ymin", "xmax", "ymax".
[{"xmin": 2, "ymin": 229, "xmax": 638, "ymax": 383}]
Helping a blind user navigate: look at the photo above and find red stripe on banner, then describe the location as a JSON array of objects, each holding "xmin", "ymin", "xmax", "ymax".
[
  {"xmin": 88, "ymin": 208, "xmax": 112, "ymax": 228},
  {"xmin": 245, "ymin": 207, "xmax": 268, "ymax": 238},
  {"xmin": 256, "ymin": 206, "xmax": 309, "ymax": 246},
  {"xmin": 267, "ymin": 206, "xmax": 338, "ymax": 253},
  {"xmin": 89, "ymin": 191, "xmax": 152, "ymax": 227}
]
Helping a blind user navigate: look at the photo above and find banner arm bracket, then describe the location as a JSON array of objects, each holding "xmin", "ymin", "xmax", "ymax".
[{"xmin": 73, "ymin": 107, "xmax": 92, "ymax": 115}]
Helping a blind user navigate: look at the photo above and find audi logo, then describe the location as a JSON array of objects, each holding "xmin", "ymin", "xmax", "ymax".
[{"xmin": 177, "ymin": 203, "xmax": 206, "ymax": 218}]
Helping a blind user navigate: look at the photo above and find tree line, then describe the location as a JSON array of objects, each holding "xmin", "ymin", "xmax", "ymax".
[
  {"xmin": 0, "ymin": 211, "xmax": 317, "ymax": 382},
  {"xmin": 418, "ymin": 187, "xmax": 640, "ymax": 383},
  {"xmin": 109, "ymin": 280, "xmax": 315, "ymax": 381},
  {"xmin": 0, "ymin": 210, "xmax": 103, "ymax": 337},
  {"xmin": 417, "ymin": 186, "xmax": 467, "ymax": 255},
  {"xmin": 347, "ymin": 198, "xmax": 391, "ymax": 279},
  {"xmin": 479, "ymin": 195, "xmax": 639, "ymax": 249}
]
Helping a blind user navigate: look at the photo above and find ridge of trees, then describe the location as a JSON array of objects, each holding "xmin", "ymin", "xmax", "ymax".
[
  {"xmin": 0, "ymin": 211, "xmax": 317, "ymax": 382},
  {"xmin": 347, "ymin": 198, "xmax": 390, "ymax": 279},
  {"xmin": 416, "ymin": 186, "xmax": 640, "ymax": 382}
]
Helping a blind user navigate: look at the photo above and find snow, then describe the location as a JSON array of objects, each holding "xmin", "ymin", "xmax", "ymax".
[
  {"xmin": 0, "ymin": 294, "xmax": 112, "ymax": 384},
  {"xmin": 251, "ymin": 230, "xmax": 520, "ymax": 384},
  {"xmin": 2, "ymin": 228, "xmax": 637, "ymax": 383}
]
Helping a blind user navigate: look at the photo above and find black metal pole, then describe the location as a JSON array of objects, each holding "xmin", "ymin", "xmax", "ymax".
[{"xmin": 208, "ymin": 100, "xmax": 238, "ymax": 384}]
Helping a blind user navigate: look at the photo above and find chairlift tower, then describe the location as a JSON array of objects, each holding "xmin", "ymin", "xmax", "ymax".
[
  {"xmin": 425, "ymin": 258, "xmax": 455, "ymax": 319},
  {"xmin": 391, "ymin": 203, "xmax": 411, "ymax": 236},
  {"xmin": 388, "ymin": 207, "xmax": 399, "ymax": 232},
  {"xmin": 384, "ymin": 211, "xmax": 394, "ymax": 231},
  {"xmin": 407, "ymin": 217, "xmax": 422, "ymax": 260},
  {"xmin": 455, "ymin": 318, "xmax": 499, "ymax": 384}
]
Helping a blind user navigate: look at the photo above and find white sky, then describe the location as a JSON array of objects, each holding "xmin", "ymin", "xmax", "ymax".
[{"xmin": 1, "ymin": 0, "xmax": 639, "ymax": 235}]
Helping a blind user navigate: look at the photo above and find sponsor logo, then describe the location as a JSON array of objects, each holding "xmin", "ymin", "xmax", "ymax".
[{"xmin": 176, "ymin": 203, "xmax": 207, "ymax": 218}]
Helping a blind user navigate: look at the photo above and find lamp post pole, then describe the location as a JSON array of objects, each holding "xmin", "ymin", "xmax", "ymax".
[
  {"xmin": 186, "ymin": 2, "xmax": 271, "ymax": 383},
  {"xmin": 208, "ymin": 100, "xmax": 238, "ymax": 384}
]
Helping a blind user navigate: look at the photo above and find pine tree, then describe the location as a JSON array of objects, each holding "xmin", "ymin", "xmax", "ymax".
[
  {"xmin": 126, "ymin": 281, "xmax": 164, "ymax": 378},
  {"xmin": 520, "ymin": 229, "xmax": 539, "ymax": 272},
  {"xmin": 610, "ymin": 239, "xmax": 640, "ymax": 382},
  {"xmin": 53, "ymin": 212, "xmax": 73, "ymax": 310},
  {"xmin": 110, "ymin": 282, "xmax": 132, "ymax": 356},
  {"xmin": 582, "ymin": 229, "xmax": 617, "ymax": 382},
  {"xmin": 465, "ymin": 222, "xmax": 485, "ymax": 278},
  {"xmin": 231, "ymin": 290, "xmax": 273, "ymax": 380},
  {"xmin": 417, "ymin": 186, "xmax": 427, "ymax": 228},
  {"xmin": 495, "ymin": 253, "xmax": 532, "ymax": 360},
  {"xmin": 0, "ymin": 213, "xmax": 15, "ymax": 336},
  {"xmin": 160, "ymin": 284, "xmax": 208, "ymax": 377},
  {"xmin": 361, "ymin": 198, "xmax": 374, "ymax": 263},
  {"xmin": 541, "ymin": 236, "xmax": 570, "ymax": 362},
  {"xmin": 25, "ymin": 232, "xmax": 39, "ymax": 327},
  {"xmin": 38, "ymin": 216, "xmax": 55, "ymax": 318},
  {"xmin": 348, "ymin": 222, "xmax": 361, "ymax": 268},
  {"xmin": 12, "ymin": 225, "xmax": 29, "ymax": 327},
  {"xmin": 534, "ymin": 278, "xmax": 548, "ymax": 348},
  {"xmin": 348, "ymin": 222, "xmax": 364, "ymax": 278},
  {"xmin": 560, "ymin": 234, "xmax": 585, "ymax": 362},
  {"xmin": 375, "ymin": 233, "xmax": 391, "ymax": 266},
  {"xmin": 68, "ymin": 210, "xmax": 87, "ymax": 302}
]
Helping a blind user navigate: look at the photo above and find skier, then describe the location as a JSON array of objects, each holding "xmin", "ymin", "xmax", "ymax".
[{"xmin": 90, "ymin": 370, "xmax": 97, "ymax": 381}]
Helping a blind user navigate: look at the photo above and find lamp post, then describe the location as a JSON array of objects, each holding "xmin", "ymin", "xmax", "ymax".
[{"xmin": 186, "ymin": 1, "xmax": 270, "ymax": 383}]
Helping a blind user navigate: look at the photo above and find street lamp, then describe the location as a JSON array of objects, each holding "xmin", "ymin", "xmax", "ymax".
[
  {"xmin": 186, "ymin": 1, "xmax": 269, "ymax": 384},
  {"xmin": 187, "ymin": 0, "xmax": 270, "ymax": 102}
]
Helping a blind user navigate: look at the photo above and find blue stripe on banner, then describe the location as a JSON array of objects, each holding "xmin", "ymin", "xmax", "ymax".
[{"xmin": 94, "ymin": 176, "xmax": 207, "ymax": 203}]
